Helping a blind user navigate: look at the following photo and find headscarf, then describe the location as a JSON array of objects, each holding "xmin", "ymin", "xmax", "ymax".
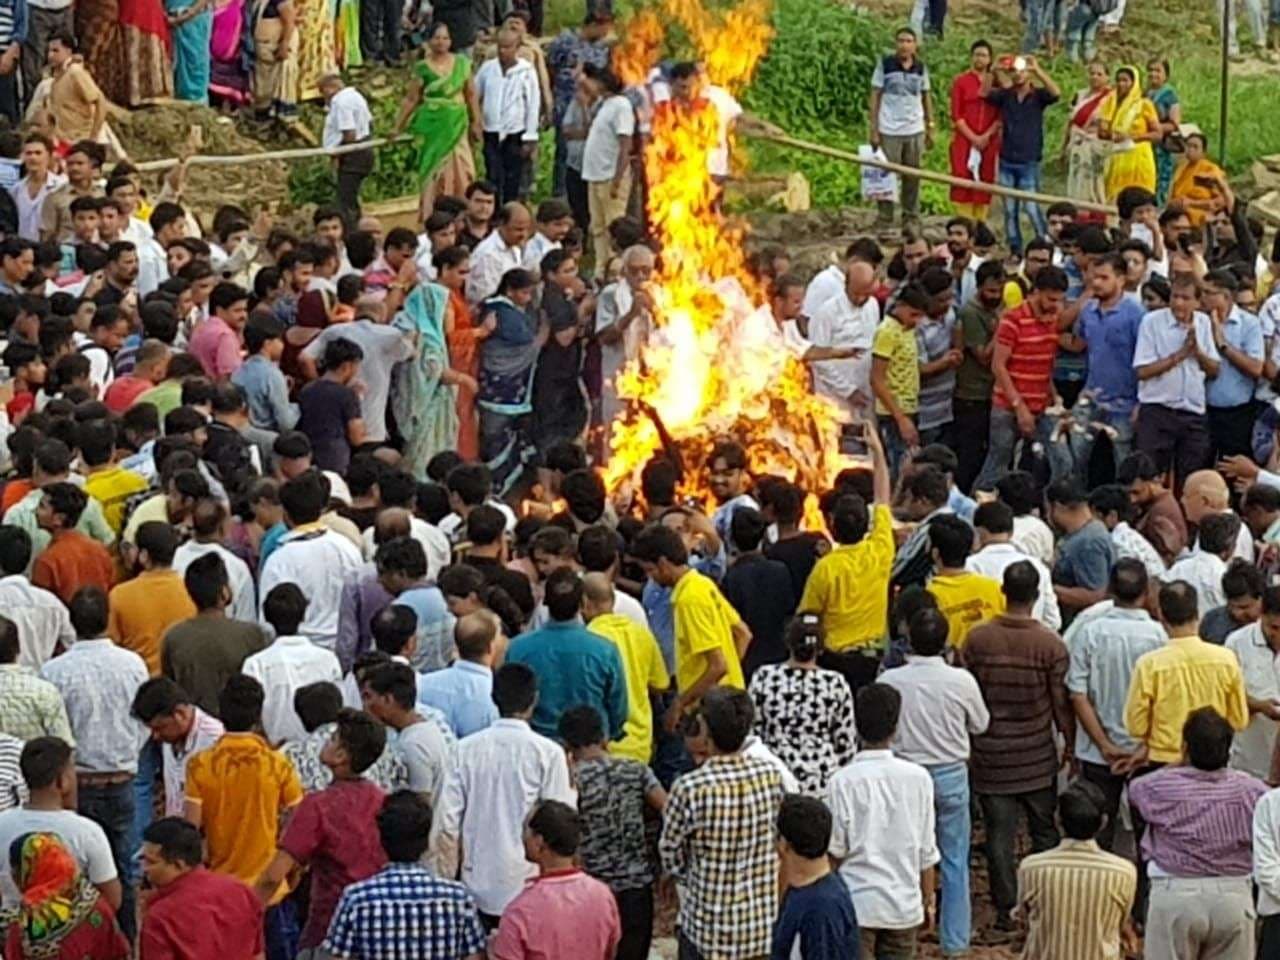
[
  {"xmin": 1105, "ymin": 66, "xmax": 1147, "ymax": 137},
  {"xmin": 6, "ymin": 832, "xmax": 101, "ymax": 957}
]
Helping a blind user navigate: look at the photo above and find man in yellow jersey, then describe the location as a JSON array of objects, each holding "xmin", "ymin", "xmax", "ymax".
[
  {"xmin": 632, "ymin": 523, "xmax": 750, "ymax": 735},
  {"xmin": 798, "ymin": 417, "xmax": 893, "ymax": 695},
  {"xmin": 926, "ymin": 514, "xmax": 1005, "ymax": 649}
]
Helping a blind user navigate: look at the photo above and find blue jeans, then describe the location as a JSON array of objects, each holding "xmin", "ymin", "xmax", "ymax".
[
  {"xmin": 266, "ymin": 899, "xmax": 300, "ymax": 960},
  {"xmin": 650, "ymin": 690, "xmax": 692, "ymax": 789},
  {"xmin": 130, "ymin": 740, "xmax": 160, "ymax": 862},
  {"xmin": 974, "ymin": 405, "xmax": 1067, "ymax": 492},
  {"xmin": 1059, "ymin": 401, "xmax": 1135, "ymax": 483},
  {"xmin": 877, "ymin": 414, "xmax": 916, "ymax": 483},
  {"xmin": 998, "ymin": 160, "xmax": 1048, "ymax": 256},
  {"xmin": 78, "ymin": 780, "xmax": 136, "ymax": 942},
  {"xmin": 1022, "ymin": 0, "xmax": 1057, "ymax": 50},
  {"xmin": 928, "ymin": 762, "xmax": 971, "ymax": 955},
  {"xmin": 1065, "ymin": 1, "xmax": 1101, "ymax": 59}
]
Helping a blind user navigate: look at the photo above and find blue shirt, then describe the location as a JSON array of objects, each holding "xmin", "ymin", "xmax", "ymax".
[
  {"xmin": 985, "ymin": 85, "xmax": 1059, "ymax": 164},
  {"xmin": 507, "ymin": 620, "xmax": 628, "ymax": 741},
  {"xmin": 1206, "ymin": 306, "xmax": 1264, "ymax": 409},
  {"xmin": 1077, "ymin": 295, "xmax": 1145, "ymax": 413},
  {"xmin": 1133, "ymin": 309, "xmax": 1221, "ymax": 414},
  {"xmin": 323, "ymin": 862, "xmax": 487, "ymax": 960},
  {"xmin": 1053, "ymin": 519, "xmax": 1115, "ymax": 593},
  {"xmin": 395, "ymin": 584, "xmax": 456, "ymax": 674},
  {"xmin": 770, "ymin": 872, "xmax": 860, "ymax": 960},
  {"xmin": 231, "ymin": 354, "xmax": 299, "ymax": 433},
  {"xmin": 416, "ymin": 660, "xmax": 497, "ymax": 738},
  {"xmin": 947, "ymin": 485, "xmax": 976, "ymax": 523}
]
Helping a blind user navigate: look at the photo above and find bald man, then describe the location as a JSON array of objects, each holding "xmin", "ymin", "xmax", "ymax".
[
  {"xmin": 582, "ymin": 572, "xmax": 670, "ymax": 764},
  {"xmin": 769, "ymin": 273, "xmax": 865, "ymax": 365},
  {"xmin": 475, "ymin": 28, "xmax": 541, "ymax": 205},
  {"xmin": 808, "ymin": 260, "xmax": 881, "ymax": 417},
  {"xmin": 1181, "ymin": 469, "xmax": 1255, "ymax": 562},
  {"xmin": 466, "ymin": 201, "xmax": 533, "ymax": 305},
  {"xmin": 416, "ymin": 612, "xmax": 500, "ymax": 737}
]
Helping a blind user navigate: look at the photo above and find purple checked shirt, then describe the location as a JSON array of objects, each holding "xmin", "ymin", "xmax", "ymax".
[{"xmin": 1128, "ymin": 765, "xmax": 1268, "ymax": 878}]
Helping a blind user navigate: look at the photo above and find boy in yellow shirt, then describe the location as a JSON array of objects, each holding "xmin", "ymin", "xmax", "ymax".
[
  {"xmin": 632, "ymin": 523, "xmax": 749, "ymax": 735},
  {"xmin": 871, "ymin": 283, "xmax": 927, "ymax": 476},
  {"xmin": 926, "ymin": 514, "xmax": 1004, "ymax": 649}
]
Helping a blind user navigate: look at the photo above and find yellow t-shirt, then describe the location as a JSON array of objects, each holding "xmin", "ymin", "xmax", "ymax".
[
  {"xmin": 122, "ymin": 493, "xmax": 168, "ymax": 548},
  {"xmin": 83, "ymin": 464, "xmax": 149, "ymax": 535},
  {"xmin": 927, "ymin": 571, "xmax": 1005, "ymax": 649},
  {"xmin": 589, "ymin": 612, "xmax": 671, "ymax": 763},
  {"xmin": 671, "ymin": 570, "xmax": 745, "ymax": 696},
  {"xmin": 872, "ymin": 317, "xmax": 919, "ymax": 416},
  {"xmin": 799, "ymin": 504, "xmax": 895, "ymax": 651},
  {"xmin": 1003, "ymin": 279, "xmax": 1026, "ymax": 310},
  {"xmin": 107, "ymin": 568, "xmax": 197, "ymax": 675},
  {"xmin": 184, "ymin": 732, "xmax": 303, "ymax": 901}
]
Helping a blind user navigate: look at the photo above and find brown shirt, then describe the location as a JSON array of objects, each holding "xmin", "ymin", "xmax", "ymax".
[
  {"xmin": 1137, "ymin": 490, "xmax": 1188, "ymax": 563},
  {"xmin": 30, "ymin": 529, "xmax": 116, "ymax": 605},
  {"xmin": 49, "ymin": 60, "xmax": 104, "ymax": 142},
  {"xmin": 963, "ymin": 614, "xmax": 1070, "ymax": 795},
  {"xmin": 39, "ymin": 181, "xmax": 102, "ymax": 244}
]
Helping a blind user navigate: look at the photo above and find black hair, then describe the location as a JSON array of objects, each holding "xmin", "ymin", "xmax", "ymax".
[
  {"xmin": 1002, "ymin": 559, "xmax": 1041, "ymax": 606},
  {"xmin": 280, "ymin": 471, "xmax": 328, "ymax": 525},
  {"xmin": 576, "ymin": 524, "xmax": 619, "ymax": 572},
  {"xmin": 1032, "ymin": 265, "xmax": 1070, "ymax": 292},
  {"xmin": 219, "ymin": 674, "xmax": 264, "ymax": 732},
  {"xmin": 929, "ymin": 514, "xmax": 974, "ymax": 568},
  {"xmin": 908, "ymin": 607, "xmax": 949, "ymax": 657},
  {"xmin": 854, "ymin": 682, "xmax": 901, "ymax": 743},
  {"xmin": 640, "ymin": 457, "xmax": 679, "ymax": 507},
  {"xmin": 334, "ymin": 707, "xmax": 387, "ymax": 774},
  {"xmin": 0, "ymin": 614, "xmax": 16, "ymax": 664},
  {"xmin": 41, "ymin": 482, "xmax": 87, "ymax": 529},
  {"xmin": 777, "ymin": 794, "xmax": 833, "ymax": 858},
  {"xmin": 294, "ymin": 681, "xmax": 343, "ymax": 733},
  {"xmin": 1199, "ymin": 512, "xmax": 1241, "ymax": 557},
  {"xmin": 629, "ymin": 523, "xmax": 688, "ymax": 566},
  {"xmin": 321, "ymin": 336, "xmax": 363, "ymax": 372},
  {"xmin": 375, "ymin": 536, "xmax": 428, "ymax": 581},
  {"xmin": 700, "ymin": 686, "xmax": 754, "ymax": 753},
  {"xmin": 545, "ymin": 566, "xmax": 584, "ymax": 622},
  {"xmin": 561, "ymin": 469, "xmax": 606, "ymax": 523},
  {"xmin": 729, "ymin": 506, "xmax": 768, "ymax": 554},
  {"xmin": 1088, "ymin": 484, "xmax": 1133, "ymax": 523},
  {"xmin": 1108, "ymin": 558, "xmax": 1149, "ymax": 604},
  {"xmin": 0, "ymin": 526, "xmax": 31, "ymax": 577},
  {"xmin": 19, "ymin": 736, "xmax": 71, "ymax": 789},
  {"xmin": 1158, "ymin": 580, "xmax": 1200, "ymax": 626},
  {"xmin": 184, "ymin": 552, "xmax": 228, "ymax": 612},
  {"xmin": 1045, "ymin": 477, "xmax": 1088, "ymax": 508},
  {"xmin": 1183, "ymin": 707, "xmax": 1233, "ymax": 770},
  {"xmin": 785, "ymin": 613, "xmax": 823, "ymax": 663},
  {"xmin": 446, "ymin": 463, "xmax": 491, "ymax": 505},
  {"xmin": 244, "ymin": 312, "xmax": 285, "ymax": 354},
  {"xmin": 493, "ymin": 662, "xmax": 537, "ymax": 716},
  {"xmin": 377, "ymin": 790, "xmax": 435, "ymax": 862},
  {"xmin": 903, "ymin": 465, "xmax": 949, "ymax": 508},
  {"xmin": 142, "ymin": 817, "xmax": 204, "ymax": 867},
  {"xmin": 558, "ymin": 703, "xmax": 605, "ymax": 748},
  {"xmin": 1225, "ymin": 561, "xmax": 1266, "ymax": 602},
  {"xmin": 372, "ymin": 605, "xmax": 418, "ymax": 657},
  {"xmin": 830, "ymin": 493, "xmax": 869, "ymax": 545},
  {"xmin": 130, "ymin": 677, "xmax": 190, "ymax": 723},
  {"xmin": 972, "ymin": 500, "xmax": 1013, "ymax": 535},
  {"xmin": 137, "ymin": 521, "xmax": 179, "ymax": 566},
  {"xmin": 261, "ymin": 582, "xmax": 306, "ymax": 636},
  {"xmin": 527, "ymin": 799, "xmax": 581, "ymax": 856},
  {"xmin": 1059, "ymin": 778, "xmax": 1107, "ymax": 840}
]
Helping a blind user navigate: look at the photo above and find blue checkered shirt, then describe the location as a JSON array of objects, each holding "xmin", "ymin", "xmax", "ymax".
[{"xmin": 323, "ymin": 863, "xmax": 486, "ymax": 960}]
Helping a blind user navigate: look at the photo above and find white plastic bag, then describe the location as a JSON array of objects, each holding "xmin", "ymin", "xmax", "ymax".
[{"xmin": 859, "ymin": 145, "xmax": 898, "ymax": 203}]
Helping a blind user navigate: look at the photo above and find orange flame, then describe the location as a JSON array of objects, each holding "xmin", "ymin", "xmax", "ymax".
[{"xmin": 605, "ymin": 0, "xmax": 851, "ymax": 526}]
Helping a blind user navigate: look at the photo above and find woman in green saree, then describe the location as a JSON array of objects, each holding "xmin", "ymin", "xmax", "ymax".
[
  {"xmin": 392, "ymin": 281, "xmax": 467, "ymax": 478},
  {"xmin": 394, "ymin": 21, "xmax": 481, "ymax": 220}
]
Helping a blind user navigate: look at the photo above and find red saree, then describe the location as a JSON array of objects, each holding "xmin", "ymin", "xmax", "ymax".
[
  {"xmin": 948, "ymin": 70, "xmax": 1001, "ymax": 206},
  {"xmin": 446, "ymin": 288, "xmax": 481, "ymax": 461}
]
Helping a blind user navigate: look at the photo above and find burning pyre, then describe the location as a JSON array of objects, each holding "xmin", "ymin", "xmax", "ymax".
[{"xmin": 602, "ymin": 0, "xmax": 854, "ymax": 516}]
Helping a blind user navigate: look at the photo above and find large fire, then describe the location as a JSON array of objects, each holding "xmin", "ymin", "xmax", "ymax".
[{"xmin": 603, "ymin": 0, "xmax": 853, "ymax": 517}]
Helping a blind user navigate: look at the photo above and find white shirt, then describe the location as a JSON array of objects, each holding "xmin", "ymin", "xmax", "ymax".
[
  {"xmin": 966, "ymin": 542, "xmax": 1061, "ymax": 630},
  {"xmin": 1253, "ymin": 786, "xmax": 1280, "ymax": 916},
  {"xmin": 473, "ymin": 57, "xmax": 540, "ymax": 142},
  {"xmin": 161, "ymin": 707, "xmax": 224, "ymax": 817},
  {"xmin": 704, "ymin": 85, "xmax": 743, "ymax": 178},
  {"xmin": 429, "ymin": 717, "xmax": 574, "ymax": 915},
  {"xmin": 322, "ymin": 87, "xmax": 373, "ymax": 149},
  {"xmin": 741, "ymin": 735, "xmax": 800, "ymax": 793},
  {"xmin": 881, "ymin": 656, "xmax": 990, "ymax": 765},
  {"xmin": 173, "ymin": 541, "xmax": 257, "ymax": 624},
  {"xmin": 826, "ymin": 749, "xmax": 939, "ymax": 930},
  {"xmin": 396, "ymin": 718, "xmax": 453, "ymax": 806},
  {"xmin": 258, "ymin": 528, "xmax": 364, "ymax": 651},
  {"xmin": 241, "ymin": 635, "xmax": 342, "ymax": 746},
  {"xmin": 466, "ymin": 229, "xmax": 526, "ymax": 305},
  {"xmin": 1110, "ymin": 520, "xmax": 1167, "ymax": 579},
  {"xmin": 521, "ymin": 231, "xmax": 560, "ymax": 272},
  {"xmin": 613, "ymin": 590, "xmax": 649, "ymax": 630},
  {"xmin": 807, "ymin": 289, "xmax": 878, "ymax": 413},
  {"xmin": 582, "ymin": 94, "xmax": 636, "ymax": 183},
  {"xmin": 1011, "ymin": 514, "xmax": 1056, "ymax": 567},
  {"xmin": 136, "ymin": 235, "xmax": 169, "ymax": 299},
  {"xmin": 0, "ymin": 574, "xmax": 73, "ymax": 668},
  {"xmin": 438, "ymin": 501, "xmax": 519, "ymax": 544},
  {"xmin": 361, "ymin": 516, "xmax": 451, "ymax": 581},
  {"xmin": 41, "ymin": 639, "xmax": 148, "ymax": 774},
  {"xmin": 803, "ymin": 264, "xmax": 844, "ymax": 319},
  {"xmin": 0, "ymin": 809, "xmax": 115, "ymax": 909},
  {"xmin": 1226, "ymin": 622, "xmax": 1280, "ymax": 781},
  {"xmin": 9, "ymin": 173, "xmax": 65, "ymax": 242},
  {"xmin": 1160, "ymin": 550, "xmax": 1227, "ymax": 616}
]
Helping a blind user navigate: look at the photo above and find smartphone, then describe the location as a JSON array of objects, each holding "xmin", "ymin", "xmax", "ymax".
[{"xmin": 841, "ymin": 420, "xmax": 870, "ymax": 458}]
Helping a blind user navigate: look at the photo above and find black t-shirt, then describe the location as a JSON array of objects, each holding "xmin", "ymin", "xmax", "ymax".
[
  {"xmin": 766, "ymin": 532, "xmax": 829, "ymax": 600},
  {"xmin": 297, "ymin": 378, "xmax": 361, "ymax": 474},
  {"xmin": 722, "ymin": 552, "xmax": 798, "ymax": 681},
  {"xmin": 771, "ymin": 872, "xmax": 860, "ymax": 960}
]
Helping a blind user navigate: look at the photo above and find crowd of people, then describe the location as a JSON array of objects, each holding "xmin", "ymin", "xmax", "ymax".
[{"xmin": 1, "ymin": 2, "xmax": 1280, "ymax": 960}]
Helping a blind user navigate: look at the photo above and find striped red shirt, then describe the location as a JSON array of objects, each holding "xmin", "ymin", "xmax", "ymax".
[{"xmin": 993, "ymin": 302, "xmax": 1060, "ymax": 414}]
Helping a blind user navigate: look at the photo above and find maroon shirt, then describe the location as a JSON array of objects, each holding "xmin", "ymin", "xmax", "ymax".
[
  {"xmin": 141, "ymin": 867, "xmax": 264, "ymax": 960},
  {"xmin": 280, "ymin": 777, "xmax": 387, "ymax": 948}
]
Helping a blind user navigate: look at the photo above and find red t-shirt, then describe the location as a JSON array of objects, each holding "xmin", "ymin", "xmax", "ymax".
[
  {"xmin": 30, "ymin": 529, "xmax": 116, "ymax": 605},
  {"xmin": 992, "ymin": 302, "xmax": 1060, "ymax": 414},
  {"xmin": 141, "ymin": 867, "xmax": 264, "ymax": 960},
  {"xmin": 102, "ymin": 375, "xmax": 154, "ymax": 414},
  {"xmin": 280, "ymin": 777, "xmax": 387, "ymax": 949}
]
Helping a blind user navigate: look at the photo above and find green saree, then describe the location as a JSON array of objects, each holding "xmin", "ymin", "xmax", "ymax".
[{"xmin": 408, "ymin": 55, "xmax": 473, "ymax": 182}]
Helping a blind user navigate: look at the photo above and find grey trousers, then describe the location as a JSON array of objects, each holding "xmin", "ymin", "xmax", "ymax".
[
  {"xmin": 1145, "ymin": 876, "xmax": 1254, "ymax": 960},
  {"xmin": 877, "ymin": 132, "xmax": 925, "ymax": 225},
  {"xmin": 22, "ymin": 5, "xmax": 72, "ymax": 103}
]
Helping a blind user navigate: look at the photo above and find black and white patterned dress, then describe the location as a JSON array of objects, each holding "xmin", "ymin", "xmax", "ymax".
[{"xmin": 748, "ymin": 663, "xmax": 856, "ymax": 796}]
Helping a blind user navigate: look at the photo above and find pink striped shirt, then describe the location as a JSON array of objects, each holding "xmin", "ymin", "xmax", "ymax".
[{"xmin": 1128, "ymin": 765, "xmax": 1267, "ymax": 877}]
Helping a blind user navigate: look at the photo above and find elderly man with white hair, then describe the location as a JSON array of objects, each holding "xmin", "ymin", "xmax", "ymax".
[
  {"xmin": 808, "ymin": 260, "xmax": 880, "ymax": 417},
  {"xmin": 596, "ymin": 244, "xmax": 655, "ymax": 436}
]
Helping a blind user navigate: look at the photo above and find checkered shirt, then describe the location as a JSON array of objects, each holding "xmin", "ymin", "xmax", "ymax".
[
  {"xmin": 323, "ymin": 862, "xmax": 486, "ymax": 960},
  {"xmin": 659, "ymin": 753, "xmax": 784, "ymax": 959},
  {"xmin": 0, "ymin": 664, "xmax": 73, "ymax": 745}
]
